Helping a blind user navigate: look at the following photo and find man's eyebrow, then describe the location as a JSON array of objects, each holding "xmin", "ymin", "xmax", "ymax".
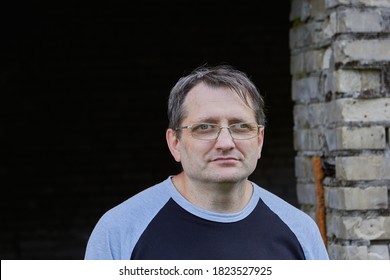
[
  {"xmin": 194, "ymin": 117, "xmax": 219, "ymax": 123},
  {"xmin": 228, "ymin": 117, "xmax": 249, "ymax": 124},
  {"xmin": 193, "ymin": 117, "xmax": 249, "ymax": 124}
]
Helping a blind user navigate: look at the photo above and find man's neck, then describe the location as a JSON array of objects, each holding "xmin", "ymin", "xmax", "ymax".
[{"xmin": 171, "ymin": 173, "xmax": 253, "ymax": 214}]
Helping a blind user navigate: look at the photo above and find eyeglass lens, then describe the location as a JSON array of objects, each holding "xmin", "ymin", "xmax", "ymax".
[{"xmin": 191, "ymin": 123, "xmax": 259, "ymax": 140}]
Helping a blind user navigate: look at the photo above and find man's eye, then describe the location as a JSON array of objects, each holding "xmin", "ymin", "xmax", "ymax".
[
  {"xmin": 193, "ymin": 124, "xmax": 214, "ymax": 131},
  {"xmin": 233, "ymin": 123, "xmax": 255, "ymax": 131},
  {"xmin": 239, "ymin": 123, "xmax": 250, "ymax": 128}
]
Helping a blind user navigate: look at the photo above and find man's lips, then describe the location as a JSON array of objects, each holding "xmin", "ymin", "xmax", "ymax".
[{"xmin": 211, "ymin": 157, "xmax": 240, "ymax": 163}]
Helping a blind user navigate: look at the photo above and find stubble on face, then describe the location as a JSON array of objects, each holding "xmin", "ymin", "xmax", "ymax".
[{"xmin": 176, "ymin": 83, "xmax": 263, "ymax": 187}]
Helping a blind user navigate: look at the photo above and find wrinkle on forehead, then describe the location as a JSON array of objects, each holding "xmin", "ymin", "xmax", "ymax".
[{"xmin": 182, "ymin": 83, "xmax": 257, "ymax": 124}]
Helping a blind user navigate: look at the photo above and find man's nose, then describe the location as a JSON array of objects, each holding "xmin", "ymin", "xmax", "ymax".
[{"xmin": 215, "ymin": 127, "xmax": 235, "ymax": 148}]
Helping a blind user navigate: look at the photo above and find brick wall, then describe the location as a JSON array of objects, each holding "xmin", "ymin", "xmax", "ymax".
[
  {"xmin": 1, "ymin": 2, "xmax": 294, "ymax": 259},
  {"xmin": 290, "ymin": 0, "xmax": 390, "ymax": 259}
]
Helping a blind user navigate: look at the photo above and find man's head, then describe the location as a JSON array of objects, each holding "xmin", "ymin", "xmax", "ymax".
[{"xmin": 166, "ymin": 65, "xmax": 266, "ymax": 185}]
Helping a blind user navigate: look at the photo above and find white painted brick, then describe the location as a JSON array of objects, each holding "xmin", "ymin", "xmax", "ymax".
[
  {"xmin": 335, "ymin": 70, "xmax": 361, "ymax": 92},
  {"xmin": 325, "ymin": 0, "xmax": 350, "ymax": 9},
  {"xmin": 333, "ymin": 70, "xmax": 381, "ymax": 93},
  {"xmin": 339, "ymin": 9, "xmax": 383, "ymax": 33},
  {"xmin": 328, "ymin": 98, "xmax": 390, "ymax": 124},
  {"xmin": 327, "ymin": 215, "xmax": 390, "ymax": 239},
  {"xmin": 325, "ymin": 186, "xmax": 388, "ymax": 210},
  {"xmin": 297, "ymin": 183, "xmax": 317, "ymax": 205},
  {"xmin": 312, "ymin": 15, "xmax": 335, "ymax": 43},
  {"xmin": 360, "ymin": 70, "xmax": 381, "ymax": 92},
  {"xmin": 294, "ymin": 103, "xmax": 327, "ymax": 128},
  {"xmin": 294, "ymin": 128, "xmax": 323, "ymax": 151},
  {"xmin": 290, "ymin": 49, "xmax": 327, "ymax": 75},
  {"xmin": 295, "ymin": 156, "xmax": 314, "ymax": 180},
  {"xmin": 305, "ymin": 49, "xmax": 327, "ymax": 72},
  {"xmin": 293, "ymin": 105, "xmax": 309, "ymax": 128},
  {"xmin": 322, "ymin": 47, "xmax": 332, "ymax": 69},
  {"xmin": 335, "ymin": 126, "xmax": 386, "ymax": 150},
  {"xmin": 290, "ymin": 21, "xmax": 326, "ymax": 48},
  {"xmin": 368, "ymin": 245, "xmax": 390, "ymax": 260},
  {"xmin": 334, "ymin": 39, "xmax": 390, "ymax": 63},
  {"xmin": 325, "ymin": 128, "xmax": 337, "ymax": 151},
  {"xmin": 324, "ymin": 68, "xmax": 335, "ymax": 96},
  {"xmin": 292, "ymin": 76, "xmax": 320, "ymax": 102},
  {"xmin": 354, "ymin": 0, "xmax": 390, "ymax": 8},
  {"xmin": 328, "ymin": 243, "xmax": 368, "ymax": 260},
  {"xmin": 308, "ymin": 103, "xmax": 327, "ymax": 127},
  {"xmin": 290, "ymin": 53, "xmax": 304, "ymax": 75},
  {"xmin": 336, "ymin": 155, "xmax": 390, "ymax": 180}
]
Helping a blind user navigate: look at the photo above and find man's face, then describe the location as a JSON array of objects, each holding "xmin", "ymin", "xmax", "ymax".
[{"xmin": 167, "ymin": 83, "xmax": 264, "ymax": 185}]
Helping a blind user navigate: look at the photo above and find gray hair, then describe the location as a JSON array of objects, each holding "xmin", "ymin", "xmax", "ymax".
[{"xmin": 167, "ymin": 65, "xmax": 266, "ymax": 130}]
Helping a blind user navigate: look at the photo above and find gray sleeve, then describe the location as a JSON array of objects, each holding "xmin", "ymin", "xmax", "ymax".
[
  {"xmin": 256, "ymin": 185, "xmax": 329, "ymax": 260},
  {"xmin": 84, "ymin": 180, "xmax": 172, "ymax": 260}
]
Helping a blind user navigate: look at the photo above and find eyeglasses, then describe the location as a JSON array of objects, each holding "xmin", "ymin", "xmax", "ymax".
[{"xmin": 175, "ymin": 122, "xmax": 263, "ymax": 140}]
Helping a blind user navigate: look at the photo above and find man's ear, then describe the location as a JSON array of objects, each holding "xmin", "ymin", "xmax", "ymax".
[
  {"xmin": 166, "ymin": 128, "xmax": 181, "ymax": 162},
  {"xmin": 257, "ymin": 127, "xmax": 265, "ymax": 159}
]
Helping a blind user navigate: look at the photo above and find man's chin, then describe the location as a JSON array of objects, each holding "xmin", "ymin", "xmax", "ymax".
[{"xmin": 206, "ymin": 172, "xmax": 248, "ymax": 185}]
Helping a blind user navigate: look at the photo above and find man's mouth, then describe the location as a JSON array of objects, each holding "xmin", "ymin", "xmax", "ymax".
[{"xmin": 211, "ymin": 157, "xmax": 239, "ymax": 163}]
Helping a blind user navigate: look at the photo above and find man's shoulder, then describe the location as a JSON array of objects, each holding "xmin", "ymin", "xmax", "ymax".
[
  {"xmin": 252, "ymin": 183, "xmax": 315, "ymax": 225},
  {"xmin": 98, "ymin": 178, "xmax": 173, "ymax": 226},
  {"xmin": 85, "ymin": 178, "xmax": 175, "ymax": 260},
  {"xmin": 252, "ymin": 183, "xmax": 329, "ymax": 260}
]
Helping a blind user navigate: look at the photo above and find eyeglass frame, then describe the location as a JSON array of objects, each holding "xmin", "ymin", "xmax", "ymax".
[{"xmin": 175, "ymin": 122, "xmax": 264, "ymax": 141}]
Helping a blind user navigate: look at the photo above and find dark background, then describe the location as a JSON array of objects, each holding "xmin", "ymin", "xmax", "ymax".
[{"xmin": 1, "ymin": 1, "xmax": 294, "ymax": 259}]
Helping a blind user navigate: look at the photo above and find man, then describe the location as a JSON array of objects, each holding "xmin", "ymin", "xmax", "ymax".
[{"xmin": 84, "ymin": 65, "xmax": 329, "ymax": 260}]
